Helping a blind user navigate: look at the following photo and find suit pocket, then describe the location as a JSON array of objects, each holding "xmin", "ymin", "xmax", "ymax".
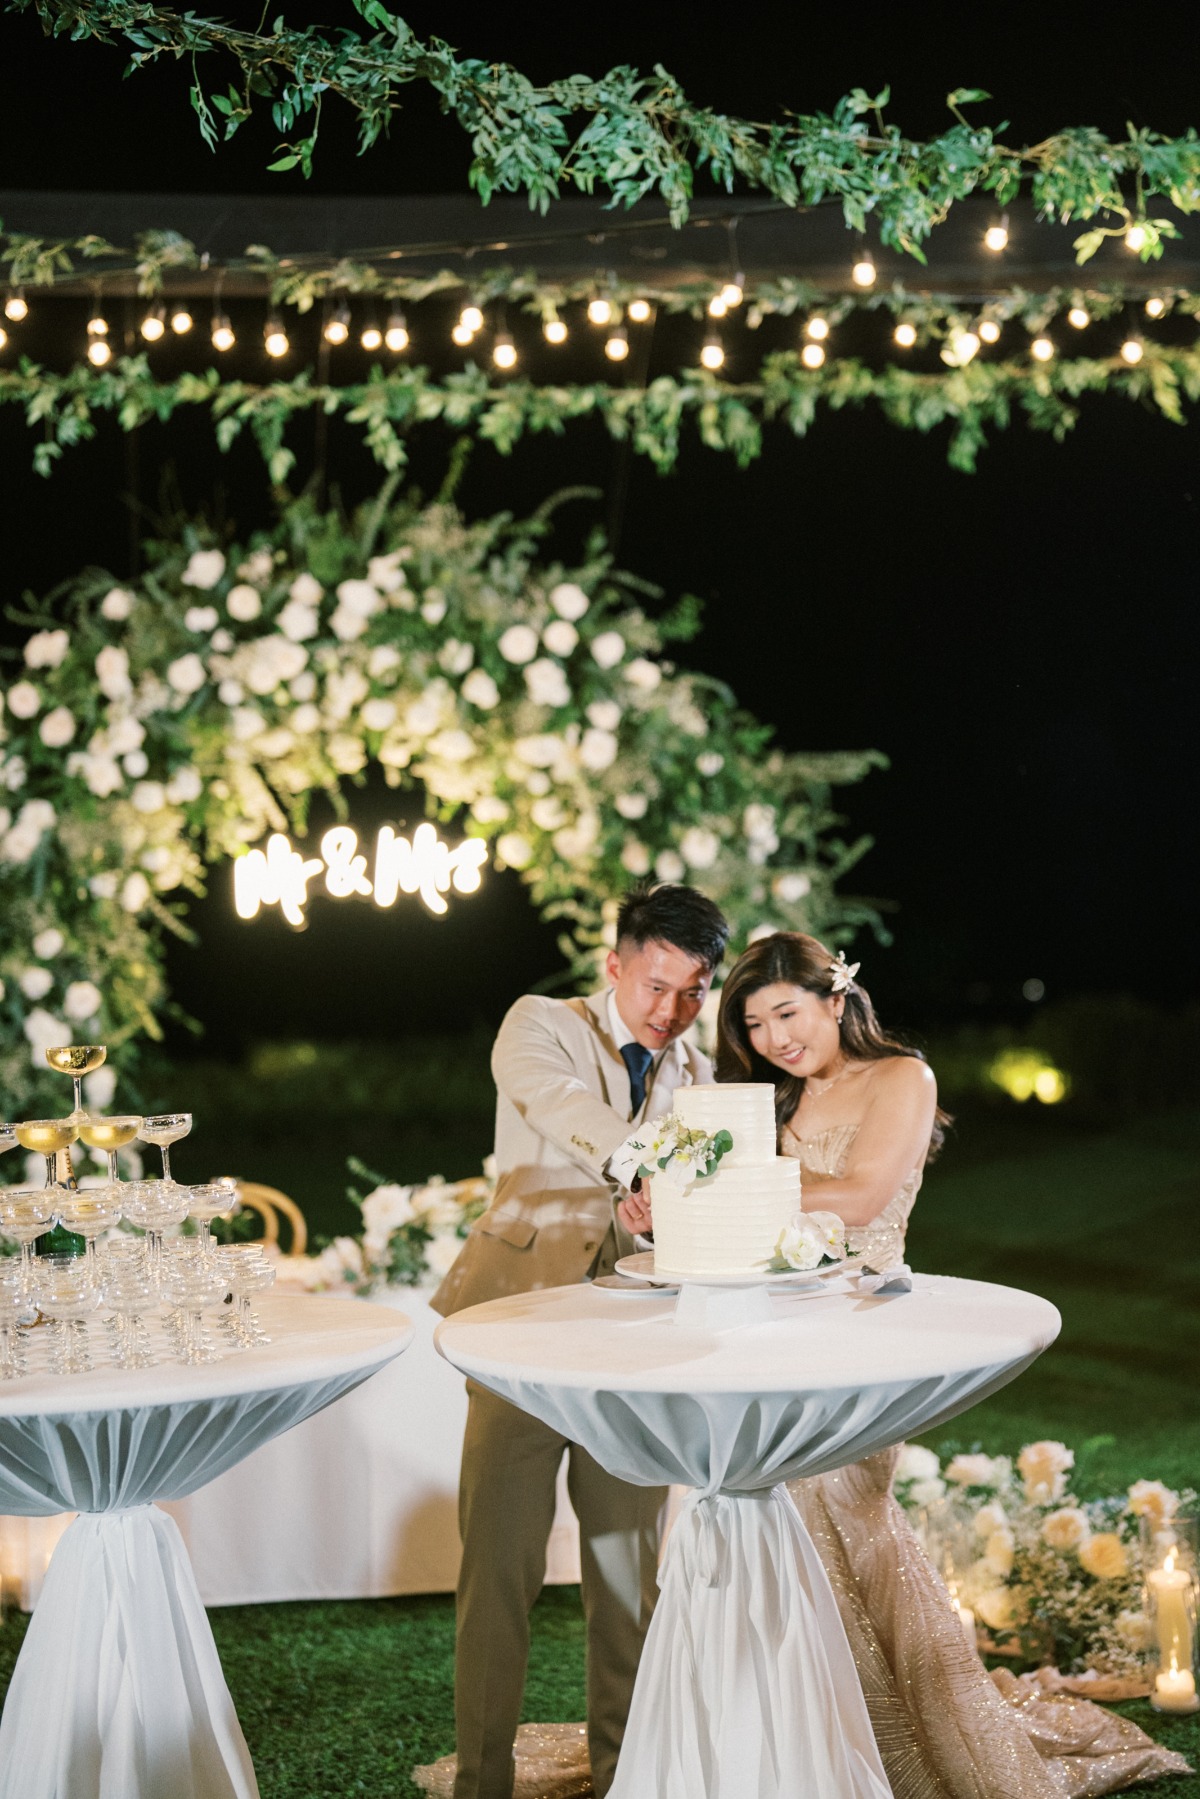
[{"xmin": 476, "ymin": 1210, "xmax": 537, "ymax": 1249}]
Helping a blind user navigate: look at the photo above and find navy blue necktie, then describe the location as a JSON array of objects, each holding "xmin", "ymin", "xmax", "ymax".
[{"xmin": 621, "ymin": 1042, "xmax": 654, "ymax": 1118}]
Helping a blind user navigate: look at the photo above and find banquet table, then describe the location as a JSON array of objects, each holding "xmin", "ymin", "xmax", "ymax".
[
  {"xmin": 0, "ymin": 1292, "xmax": 413, "ymax": 1799},
  {"xmin": 436, "ymin": 1271, "xmax": 1062, "ymax": 1799}
]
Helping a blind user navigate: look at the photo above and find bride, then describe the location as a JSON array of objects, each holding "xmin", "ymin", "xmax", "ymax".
[{"xmin": 714, "ymin": 930, "xmax": 1187, "ymax": 1799}]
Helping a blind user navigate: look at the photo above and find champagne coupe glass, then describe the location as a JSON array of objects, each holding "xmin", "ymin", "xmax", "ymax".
[
  {"xmin": 44, "ymin": 1045, "xmax": 107, "ymax": 1121},
  {"xmin": 139, "ymin": 1114, "xmax": 192, "ymax": 1183},
  {"xmin": 0, "ymin": 1190, "xmax": 58, "ymax": 1294},
  {"xmin": 160, "ymin": 1263, "xmax": 231, "ymax": 1365},
  {"xmin": 56, "ymin": 1187, "xmax": 123, "ymax": 1282},
  {"xmin": 0, "ymin": 1268, "xmax": 29, "ymax": 1379},
  {"xmin": 14, "ymin": 1119, "xmax": 79, "ymax": 1190},
  {"xmin": 104, "ymin": 1263, "xmax": 158, "ymax": 1370},
  {"xmin": 185, "ymin": 1178, "xmax": 240, "ymax": 1262},
  {"xmin": 35, "ymin": 1256, "xmax": 105, "ymax": 1374},
  {"xmin": 121, "ymin": 1181, "xmax": 189, "ymax": 1283},
  {"xmin": 77, "ymin": 1115, "xmax": 143, "ymax": 1184},
  {"xmin": 215, "ymin": 1246, "xmax": 276, "ymax": 1345}
]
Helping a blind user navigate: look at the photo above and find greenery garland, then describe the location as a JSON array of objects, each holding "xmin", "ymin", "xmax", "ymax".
[
  {"xmin": 0, "ymin": 482, "xmax": 881, "ymax": 1119},
  {"xmin": 1, "ymin": 342, "xmax": 1195, "ymax": 479},
  {"xmin": 11, "ymin": 0, "xmax": 1200, "ymax": 253}
]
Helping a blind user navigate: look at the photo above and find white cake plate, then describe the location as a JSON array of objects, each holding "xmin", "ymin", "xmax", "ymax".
[
  {"xmin": 614, "ymin": 1250, "xmax": 858, "ymax": 1289},
  {"xmin": 614, "ymin": 1251, "xmax": 863, "ymax": 1330}
]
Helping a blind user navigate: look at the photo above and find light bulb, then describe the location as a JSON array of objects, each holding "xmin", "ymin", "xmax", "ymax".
[
  {"xmin": 86, "ymin": 313, "xmax": 109, "ymax": 337},
  {"xmin": 946, "ymin": 329, "xmax": 980, "ymax": 365},
  {"xmin": 361, "ymin": 324, "xmax": 383, "ymax": 351},
  {"xmin": 1125, "ymin": 223, "xmax": 1148, "ymax": 253},
  {"xmin": 171, "ymin": 307, "xmax": 193, "ymax": 334},
  {"xmin": 87, "ymin": 338, "xmax": 112, "ymax": 367},
  {"xmin": 460, "ymin": 304, "xmax": 484, "ymax": 334},
  {"xmin": 893, "ymin": 321, "xmax": 917, "ymax": 348},
  {"xmin": 1120, "ymin": 337, "xmax": 1144, "ymax": 364},
  {"xmin": 801, "ymin": 342, "xmax": 826, "ymax": 369},
  {"xmin": 805, "ymin": 315, "xmax": 830, "ymax": 341},
  {"xmin": 627, "ymin": 298, "xmax": 652, "ymax": 323},
  {"xmin": 4, "ymin": 291, "xmax": 28, "ymax": 322},
  {"xmin": 543, "ymin": 316, "xmax": 568, "ymax": 344},
  {"xmin": 984, "ymin": 223, "xmax": 1009, "ymax": 252},
  {"xmin": 604, "ymin": 327, "xmax": 630, "ymax": 362},
  {"xmin": 493, "ymin": 332, "xmax": 518, "ymax": 370},
  {"xmin": 211, "ymin": 315, "xmax": 235, "ymax": 351},
  {"xmin": 451, "ymin": 322, "xmax": 474, "ymax": 347},
  {"xmin": 0, "ymin": 325, "xmax": 7, "ymax": 350},
  {"xmin": 699, "ymin": 335, "xmax": 725, "ymax": 371},
  {"xmin": 721, "ymin": 280, "xmax": 744, "ymax": 308},
  {"xmin": 1145, "ymin": 296, "xmax": 1165, "ymax": 318},
  {"xmin": 264, "ymin": 319, "xmax": 290, "ymax": 357},
  {"xmin": 324, "ymin": 304, "xmax": 351, "ymax": 345},
  {"xmin": 1029, "ymin": 335, "xmax": 1055, "ymax": 362},
  {"xmin": 851, "ymin": 255, "xmax": 876, "ymax": 288},
  {"xmin": 587, "ymin": 297, "xmax": 613, "ymax": 326},
  {"xmin": 1067, "ymin": 306, "xmax": 1090, "ymax": 330},
  {"xmin": 977, "ymin": 319, "xmax": 1001, "ymax": 344},
  {"xmin": 385, "ymin": 312, "xmax": 409, "ymax": 352},
  {"xmin": 707, "ymin": 294, "xmax": 728, "ymax": 318},
  {"xmin": 140, "ymin": 306, "xmax": 166, "ymax": 342}
]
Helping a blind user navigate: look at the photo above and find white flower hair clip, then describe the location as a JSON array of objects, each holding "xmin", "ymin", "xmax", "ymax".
[{"xmin": 828, "ymin": 950, "xmax": 861, "ymax": 993}]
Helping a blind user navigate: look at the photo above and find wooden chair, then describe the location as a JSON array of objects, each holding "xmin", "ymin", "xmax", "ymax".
[{"xmin": 222, "ymin": 1181, "xmax": 308, "ymax": 1256}]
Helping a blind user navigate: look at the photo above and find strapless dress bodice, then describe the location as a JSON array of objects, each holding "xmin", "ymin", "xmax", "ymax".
[{"xmin": 781, "ymin": 1120, "xmax": 921, "ymax": 1269}]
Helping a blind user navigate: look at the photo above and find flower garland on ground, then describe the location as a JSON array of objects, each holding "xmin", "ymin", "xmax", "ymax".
[
  {"xmin": 895, "ymin": 1441, "xmax": 1195, "ymax": 1679},
  {"xmin": 0, "ymin": 480, "xmax": 880, "ymax": 1116}
]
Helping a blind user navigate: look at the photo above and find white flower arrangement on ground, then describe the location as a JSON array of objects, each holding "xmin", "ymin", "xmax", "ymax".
[{"xmin": 893, "ymin": 1438, "xmax": 1195, "ymax": 1677}]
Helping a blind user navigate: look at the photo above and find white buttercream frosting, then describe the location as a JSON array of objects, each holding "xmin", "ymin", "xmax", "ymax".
[{"xmin": 655, "ymin": 1083, "xmax": 800, "ymax": 1278}]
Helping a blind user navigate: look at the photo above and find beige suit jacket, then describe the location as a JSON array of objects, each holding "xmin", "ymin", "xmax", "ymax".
[{"xmin": 431, "ymin": 988, "xmax": 712, "ymax": 1316}]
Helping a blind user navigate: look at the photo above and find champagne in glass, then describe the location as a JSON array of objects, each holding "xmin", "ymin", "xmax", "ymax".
[
  {"xmin": 77, "ymin": 1115, "xmax": 143, "ymax": 1183},
  {"xmin": 44, "ymin": 1045, "xmax": 107, "ymax": 1121},
  {"xmin": 139, "ymin": 1114, "xmax": 192, "ymax": 1183},
  {"xmin": 15, "ymin": 1119, "xmax": 79, "ymax": 1189}
]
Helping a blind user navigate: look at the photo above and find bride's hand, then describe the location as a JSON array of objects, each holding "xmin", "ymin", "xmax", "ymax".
[{"xmin": 618, "ymin": 1178, "xmax": 653, "ymax": 1237}]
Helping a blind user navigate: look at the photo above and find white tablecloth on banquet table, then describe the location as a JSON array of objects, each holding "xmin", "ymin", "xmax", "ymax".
[
  {"xmin": 437, "ymin": 1273, "xmax": 1061, "ymax": 1799},
  {"xmin": 0, "ymin": 1293, "xmax": 412, "ymax": 1799},
  {"xmin": 162, "ymin": 1287, "xmax": 581, "ymax": 1604}
]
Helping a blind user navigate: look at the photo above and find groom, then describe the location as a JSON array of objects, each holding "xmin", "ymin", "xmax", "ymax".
[{"xmin": 432, "ymin": 882, "xmax": 728, "ymax": 1799}]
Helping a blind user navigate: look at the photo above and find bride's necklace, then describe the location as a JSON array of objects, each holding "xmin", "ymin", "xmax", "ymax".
[{"xmin": 803, "ymin": 1059, "xmax": 859, "ymax": 1099}]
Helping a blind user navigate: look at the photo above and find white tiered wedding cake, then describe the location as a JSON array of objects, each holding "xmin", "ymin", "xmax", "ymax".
[{"xmin": 652, "ymin": 1083, "xmax": 801, "ymax": 1279}]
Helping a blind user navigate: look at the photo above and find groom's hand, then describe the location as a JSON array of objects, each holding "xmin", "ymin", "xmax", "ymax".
[{"xmin": 617, "ymin": 1179, "xmax": 653, "ymax": 1237}]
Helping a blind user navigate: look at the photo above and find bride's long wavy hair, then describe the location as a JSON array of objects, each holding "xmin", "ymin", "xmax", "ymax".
[{"xmin": 715, "ymin": 932, "xmax": 950, "ymax": 1157}]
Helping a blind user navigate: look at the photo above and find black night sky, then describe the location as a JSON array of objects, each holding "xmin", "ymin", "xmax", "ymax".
[{"xmin": 2, "ymin": 5, "xmax": 1198, "ymax": 1051}]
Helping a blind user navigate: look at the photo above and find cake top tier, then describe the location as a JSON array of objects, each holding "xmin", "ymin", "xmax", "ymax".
[{"xmin": 672, "ymin": 1082, "xmax": 778, "ymax": 1165}]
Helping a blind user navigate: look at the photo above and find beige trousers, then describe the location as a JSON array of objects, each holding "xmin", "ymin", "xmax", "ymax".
[{"xmin": 452, "ymin": 1381, "xmax": 665, "ymax": 1799}]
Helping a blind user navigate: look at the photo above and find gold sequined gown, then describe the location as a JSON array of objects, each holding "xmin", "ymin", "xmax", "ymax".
[{"xmin": 783, "ymin": 1123, "xmax": 1190, "ymax": 1799}]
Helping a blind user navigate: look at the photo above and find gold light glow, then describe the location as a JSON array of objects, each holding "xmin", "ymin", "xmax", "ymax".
[
  {"xmin": 1067, "ymin": 306, "xmax": 1090, "ymax": 330},
  {"xmin": 451, "ymin": 322, "xmax": 474, "ymax": 346},
  {"xmin": 459, "ymin": 304, "xmax": 484, "ymax": 334},
  {"xmin": 4, "ymin": 291, "xmax": 28, "ymax": 322},
  {"xmin": 851, "ymin": 255, "xmax": 876, "ymax": 288},
  {"xmin": 544, "ymin": 316, "xmax": 568, "ymax": 344},
  {"xmin": 721, "ymin": 280, "xmax": 744, "ymax": 308},
  {"xmin": 699, "ymin": 335, "xmax": 725, "ymax": 370},
  {"xmin": 604, "ymin": 328, "xmax": 630, "ymax": 361},
  {"xmin": 587, "ymin": 297, "xmax": 613, "ymax": 326},
  {"xmin": 1121, "ymin": 337, "xmax": 1144, "ymax": 364},
  {"xmin": 0, "ymin": 326, "xmax": 7, "ymax": 350},
  {"xmin": 492, "ymin": 332, "xmax": 518, "ymax": 370},
  {"xmin": 324, "ymin": 305, "xmax": 351, "ymax": 345},
  {"xmin": 801, "ymin": 342, "xmax": 826, "ymax": 369},
  {"xmin": 805, "ymin": 315, "xmax": 830, "ymax": 341},
  {"xmin": 627, "ymin": 298, "xmax": 652, "ymax": 323},
  {"xmin": 361, "ymin": 324, "xmax": 383, "ymax": 351},
  {"xmin": 989, "ymin": 1049, "xmax": 1069, "ymax": 1105},
  {"xmin": 211, "ymin": 315, "xmax": 236, "ymax": 351},
  {"xmin": 707, "ymin": 295, "xmax": 728, "ymax": 318},
  {"xmin": 893, "ymin": 321, "xmax": 917, "ymax": 348},
  {"xmin": 385, "ymin": 312, "xmax": 410, "ymax": 352},
  {"xmin": 87, "ymin": 339, "xmax": 112, "ymax": 366},
  {"xmin": 1029, "ymin": 335, "xmax": 1055, "ymax": 362},
  {"xmin": 235, "ymin": 825, "xmax": 488, "ymax": 924},
  {"xmin": 983, "ymin": 223, "xmax": 1009, "ymax": 252},
  {"xmin": 977, "ymin": 319, "xmax": 1001, "ymax": 344},
  {"xmin": 264, "ymin": 319, "xmax": 290, "ymax": 357},
  {"xmin": 1125, "ymin": 223, "xmax": 1148, "ymax": 253},
  {"xmin": 86, "ymin": 313, "xmax": 108, "ymax": 338},
  {"xmin": 944, "ymin": 329, "xmax": 980, "ymax": 365},
  {"xmin": 140, "ymin": 306, "xmax": 166, "ymax": 342},
  {"xmin": 170, "ymin": 307, "xmax": 194, "ymax": 335},
  {"xmin": 1145, "ymin": 296, "xmax": 1166, "ymax": 318}
]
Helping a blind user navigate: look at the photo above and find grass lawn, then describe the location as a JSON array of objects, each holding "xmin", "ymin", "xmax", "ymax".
[{"xmin": 1, "ymin": 1100, "xmax": 1197, "ymax": 1797}]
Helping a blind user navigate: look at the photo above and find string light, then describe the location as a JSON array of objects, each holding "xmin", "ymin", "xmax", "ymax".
[
  {"xmin": 1067, "ymin": 305, "xmax": 1090, "ymax": 329},
  {"xmin": 211, "ymin": 313, "xmax": 236, "ymax": 352},
  {"xmin": 140, "ymin": 304, "xmax": 166, "ymax": 342},
  {"xmin": 805, "ymin": 315, "xmax": 830, "ymax": 341},
  {"xmin": 699, "ymin": 332, "xmax": 725, "ymax": 371},
  {"xmin": 451, "ymin": 321, "xmax": 474, "ymax": 346},
  {"xmin": 983, "ymin": 221, "xmax": 1009, "ymax": 252},
  {"xmin": 384, "ymin": 309, "xmax": 410, "ymax": 352},
  {"xmin": 86, "ymin": 309, "xmax": 109, "ymax": 339},
  {"xmin": 361, "ymin": 321, "xmax": 383, "ymax": 352},
  {"xmin": 4, "ymin": 290, "xmax": 28, "ymax": 322},
  {"xmin": 587, "ymin": 297, "xmax": 613, "ymax": 326},
  {"xmin": 627, "ymin": 298, "xmax": 652, "ymax": 323},
  {"xmin": 0, "ymin": 325, "xmax": 6, "ymax": 350},
  {"xmin": 720, "ymin": 278, "xmax": 745, "ymax": 308},
  {"xmin": 170, "ymin": 306, "xmax": 194, "ymax": 335},
  {"xmin": 323, "ymin": 302, "xmax": 351, "ymax": 345},
  {"xmin": 943, "ymin": 329, "xmax": 980, "ymax": 366},
  {"xmin": 264, "ymin": 314, "xmax": 290, "ymax": 358},
  {"xmin": 801, "ymin": 342, "xmax": 826, "ymax": 369},
  {"xmin": 492, "ymin": 331, "xmax": 518, "ymax": 370},
  {"xmin": 977, "ymin": 319, "xmax": 1001, "ymax": 344},
  {"xmin": 543, "ymin": 314, "xmax": 568, "ymax": 344},
  {"xmin": 1120, "ymin": 336, "xmax": 1145, "ymax": 364},
  {"xmin": 1125, "ymin": 223, "xmax": 1148, "ymax": 253},
  {"xmin": 604, "ymin": 326, "xmax": 630, "ymax": 362},
  {"xmin": 86, "ymin": 338, "xmax": 112, "ymax": 367},
  {"xmin": 893, "ymin": 321, "xmax": 917, "ymax": 348},
  {"xmin": 1029, "ymin": 335, "xmax": 1055, "ymax": 362},
  {"xmin": 707, "ymin": 294, "xmax": 728, "ymax": 318},
  {"xmin": 459, "ymin": 303, "xmax": 484, "ymax": 334},
  {"xmin": 851, "ymin": 253, "xmax": 877, "ymax": 288},
  {"xmin": 1145, "ymin": 296, "xmax": 1166, "ymax": 318}
]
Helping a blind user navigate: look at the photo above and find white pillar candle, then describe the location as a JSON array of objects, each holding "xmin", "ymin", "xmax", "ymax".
[
  {"xmin": 1149, "ymin": 1552, "xmax": 1194, "ymax": 1670},
  {"xmin": 1154, "ymin": 1661, "xmax": 1198, "ymax": 1714}
]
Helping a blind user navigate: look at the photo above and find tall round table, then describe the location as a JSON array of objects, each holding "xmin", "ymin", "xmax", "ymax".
[
  {"xmin": 0, "ymin": 1292, "xmax": 413, "ymax": 1799},
  {"xmin": 436, "ymin": 1272, "xmax": 1061, "ymax": 1799}
]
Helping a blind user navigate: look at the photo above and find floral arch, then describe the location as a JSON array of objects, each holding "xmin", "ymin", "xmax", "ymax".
[{"xmin": 0, "ymin": 481, "xmax": 881, "ymax": 1114}]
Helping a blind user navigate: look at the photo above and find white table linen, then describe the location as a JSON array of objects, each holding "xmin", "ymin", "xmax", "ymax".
[
  {"xmin": 436, "ymin": 1273, "xmax": 1061, "ymax": 1799},
  {"xmin": 0, "ymin": 1293, "xmax": 412, "ymax": 1799}
]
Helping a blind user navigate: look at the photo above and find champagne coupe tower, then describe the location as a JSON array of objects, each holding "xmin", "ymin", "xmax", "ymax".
[{"xmin": 45, "ymin": 1045, "xmax": 108, "ymax": 1122}]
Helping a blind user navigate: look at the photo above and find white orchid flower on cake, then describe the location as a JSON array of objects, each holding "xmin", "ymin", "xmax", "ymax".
[{"xmin": 609, "ymin": 1113, "xmax": 733, "ymax": 1196}]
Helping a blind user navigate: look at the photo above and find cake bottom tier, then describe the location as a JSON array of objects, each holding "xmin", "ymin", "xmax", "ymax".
[{"xmin": 652, "ymin": 1159, "xmax": 802, "ymax": 1279}]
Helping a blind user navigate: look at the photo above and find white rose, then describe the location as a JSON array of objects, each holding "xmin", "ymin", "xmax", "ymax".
[
  {"xmin": 218, "ymin": 679, "xmax": 244, "ymax": 706},
  {"xmin": 975, "ymin": 1587, "xmax": 1017, "ymax": 1633},
  {"xmin": 336, "ymin": 579, "xmax": 382, "ymax": 619},
  {"xmin": 514, "ymin": 734, "xmax": 565, "ymax": 768},
  {"xmin": 289, "ymin": 572, "xmax": 324, "ymax": 607},
  {"xmin": 625, "ymin": 656, "xmax": 661, "ymax": 690},
  {"xmin": 1017, "ymin": 1440, "xmax": 1074, "ymax": 1505},
  {"xmin": 362, "ymin": 698, "xmax": 398, "ymax": 732},
  {"xmin": 424, "ymin": 1231, "xmax": 465, "ymax": 1279},
  {"xmin": 743, "ymin": 802, "xmax": 778, "ymax": 843},
  {"xmin": 77, "ymin": 754, "xmax": 121, "ymax": 797},
  {"xmin": 530, "ymin": 797, "xmax": 566, "ymax": 831},
  {"xmin": 184, "ymin": 605, "xmax": 219, "ymax": 632},
  {"xmin": 107, "ymin": 714, "xmax": 144, "ymax": 755},
  {"xmin": 944, "ymin": 1454, "xmax": 1005, "ymax": 1489},
  {"xmin": 439, "ymin": 639, "xmax": 474, "ymax": 676},
  {"xmin": 367, "ymin": 645, "xmax": 402, "ymax": 679},
  {"xmin": 586, "ymin": 699, "xmax": 621, "ymax": 730},
  {"xmin": 471, "ymin": 796, "xmax": 509, "ymax": 824},
  {"xmin": 579, "ymin": 728, "xmax": 619, "ymax": 772},
  {"xmin": 773, "ymin": 872, "xmax": 813, "ymax": 903},
  {"xmin": 94, "ymin": 644, "xmax": 132, "ymax": 701},
  {"xmin": 230, "ymin": 708, "xmax": 265, "ymax": 742},
  {"xmin": 122, "ymin": 749, "xmax": 149, "ymax": 778},
  {"xmin": 421, "ymin": 594, "xmax": 447, "ymax": 625},
  {"xmin": 462, "ymin": 669, "xmax": 500, "ymax": 710},
  {"xmin": 89, "ymin": 871, "xmax": 119, "ymax": 899},
  {"xmin": 278, "ymin": 601, "xmax": 319, "ymax": 642},
  {"xmin": 524, "ymin": 659, "xmax": 571, "ymax": 708},
  {"xmin": 542, "ymin": 620, "xmax": 579, "ymax": 657},
  {"xmin": 167, "ymin": 653, "xmax": 207, "ymax": 696},
  {"xmin": 983, "ymin": 1528, "xmax": 1016, "ymax": 1578},
  {"xmin": 131, "ymin": 780, "xmax": 166, "ymax": 813},
  {"xmin": 211, "ymin": 628, "xmax": 234, "ymax": 652},
  {"xmin": 64, "ymin": 979, "xmax": 103, "ymax": 1022},
  {"xmin": 100, "ymin": 587, "xmax": 135, "ymax": 620},
  {"xmin": 0, "ymin": 755, "xmax": 27, "ymax": 792},
  {"xmin": 20, "ymin": 799, "xmax": 55, "ymax": 831},
  {"xmin": 909, "ymin": 1477, "xmax": 948, "ymax": 1507},
  {"xmin": 620, "ymin": 841, "xmax": 651, "ymax": 876},
  {"xmin": 1, "ymin": 820, "xmax": 39, "ymax": 862},
  {"xmin": 237, "ymin": 549, "xmax": 275, "ymax": 585},
  {"xmin": 498, "ymin": 625, "xmax": 539, "ymax": 665},
  {"xmin": 680, "ymin": 826, "xmax": 720, "ymax": 869},
  {"xmin": 776, "ymin": 1216, "xmax": 826, "ymax": 1270},
  {"xmin": 226, "ymin": 583, "xmax": 262, "ymax": 623},
  {"xmin": 697, "ymin": 751, "xmax": 725, "ymax": 776},
  {"xmin": 121, "ymin": 873, "xmax": 151, "ymax": 913},
  {"xmin": 973, "ymin": 1503, "xmax": 1009, "ymax": 1538},
  {"xmin": 1042, "ymin": 1507, "xmax": 1090, "ymax": 1551},
  {"xmin": 24, "ymin": 629, "xmax": 69, "ymax": 669},
  {"xmin": 361, "ymin": 1182, "xmax": 415, "ymax": 1240},
  {"xmin": 39, "ymin": 707, "xmax": 77, "ymax": 748},
  {"xmin": 182, "ymin": 549, "xmax": 226, "ymax": 590},
  {"xmin": 427, "ymin": 729, "xmax": 474, "ymax": 763},
  {"xmin": 290, "ymin": 703, "xmax": 321, "ymax": 735},
  {"xmin": 245, "ymin": 636, "xmax": 308, "ymax": 695},
  {"xmin": 496, "ymin": 832, "xmax": 533, "ymax": 868},
  {"xmin": 165, "ymin": 766, "xmax": 203, "ymax": 804},
  {"xmin": 19, "ymin": 966, "xmax": 54, "ymax": 1000},
  {"xmin": 330, "ymin": 606, "xmax": 368, "ymax": 642},
  {"xmin": 1126, "ymin": 1480, "xmax": 1179, "ymax": 1523},
  {"xmin": 32, "ymin": 927, "xmax": 64, "ymax": 959},
  {"xmin": 289, "ymin": 671, "xmax": 318, "ymax": 701},
  {"xmin": 6, "ymin": 681, "xmax": 41, "ymax": 719},
  {"xmin": 22, "ymin": 1006, "xmax": 69, "ymax": 1052},
  {"xmin": 894, "ymin": 1444, "xmax": 941, "ymax": 1484},
  {"xmin": 549, "ymin": 582, "xmax": 589, "ymax": 621},
  {"xmin": 615, "ymin": 792, "xmax": 648, "ymax": 820},
  {"xmin": 367, "ymin": 552, "xmax": 407, "ymax": 594},
  {"xmin": 591, "ymin": 631, "xmax": 625, "ymax": 670},
  {"xmin": 1078, "ymin": 1532, "xmax": 1128, "ymax": 1580},
  {"xmin": 655, "ymin": 849, "xmax": 685, "ymax": 882}
]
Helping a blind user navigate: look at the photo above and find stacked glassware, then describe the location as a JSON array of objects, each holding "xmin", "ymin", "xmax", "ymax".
[{"xmin": 0, "ymin": 1045, "xmax": 276, "ymax": 1379}]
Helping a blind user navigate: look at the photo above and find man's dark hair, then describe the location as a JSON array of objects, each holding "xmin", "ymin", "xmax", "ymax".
[{"xmin": 615, "ymin": 882, "xmax": 730, "ymax": 972}]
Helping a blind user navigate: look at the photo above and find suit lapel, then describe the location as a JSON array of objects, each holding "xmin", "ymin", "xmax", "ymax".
[{"xmin": 581, "ymin": 988, "xmax": 633, "ymax": 1118}]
